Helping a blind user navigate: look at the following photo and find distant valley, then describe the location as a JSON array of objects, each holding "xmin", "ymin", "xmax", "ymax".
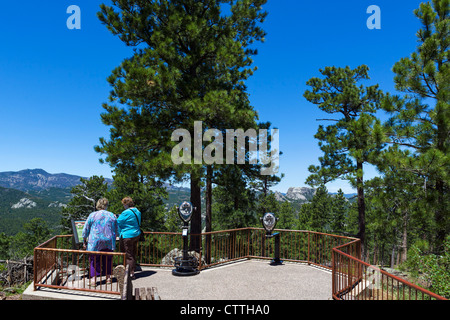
[{"xmin": 0, "ymin": 169, "xmax": 192, "ymax": 235}]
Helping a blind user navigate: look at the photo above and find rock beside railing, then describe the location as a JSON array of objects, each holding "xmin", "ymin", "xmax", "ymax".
[{"xmin": 161, "ymin": 248, "xmax": 204, "ymax": 266}]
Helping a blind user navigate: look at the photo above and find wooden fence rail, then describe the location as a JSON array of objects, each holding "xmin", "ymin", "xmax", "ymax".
[{"xmin": 0, "ymin": 258, "xmax": 33, "ymax": 286}]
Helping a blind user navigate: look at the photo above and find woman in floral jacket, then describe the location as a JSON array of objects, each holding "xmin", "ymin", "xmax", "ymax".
[{"xmin": 82, "ymin": 198, "xmax": 118, "ymax": 286}]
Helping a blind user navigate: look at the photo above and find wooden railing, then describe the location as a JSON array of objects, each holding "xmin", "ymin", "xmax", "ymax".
[
  {"xmin": 135, "ymin": 228, "xmax": 359, "ymax": 271},
  {"xmin": 332, "ymin": 240, "xmax": 446, "ymax": 300},
  {"xmin": 34, "ymin": 235, "xmax": 126, "ymax": 296},
  {"xmin": 33, "ymin": 229, "xmax": 447, "ymax": 300}
]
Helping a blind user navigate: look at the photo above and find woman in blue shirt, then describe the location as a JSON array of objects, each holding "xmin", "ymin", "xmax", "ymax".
[{"xmin": 117, "ymin": 197, "xmax": 142, "ymax": 279}]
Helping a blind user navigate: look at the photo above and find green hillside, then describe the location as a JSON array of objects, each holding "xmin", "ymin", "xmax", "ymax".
[{"xmin": 0, "ymin": 187, "xmax": 67, "ymax": 236}]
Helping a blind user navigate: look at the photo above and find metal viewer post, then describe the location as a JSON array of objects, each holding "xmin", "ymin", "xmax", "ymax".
[
  {"xmin": 261, "ymin": 213, "xmax": 283, "ymax": 266},
  {"xmin": 172, "ymin": 201, "xmax": 200, "ymax": 276}
]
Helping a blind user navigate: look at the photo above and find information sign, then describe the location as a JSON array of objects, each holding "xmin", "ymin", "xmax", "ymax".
[{"xmin": 71, "ymin": 220, "xmax": 86, "ymax": 244}]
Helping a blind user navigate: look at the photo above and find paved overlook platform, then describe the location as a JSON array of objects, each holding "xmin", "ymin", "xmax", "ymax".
[
  {"xmin": 23, "ymin": 259, "xmax": 332, "ymax": 300},
  {"xmin": 133, "ymin": 260, "xmax": 332, "ymax": 300}
]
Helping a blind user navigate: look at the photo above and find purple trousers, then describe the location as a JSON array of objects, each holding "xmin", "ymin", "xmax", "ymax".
[{"xmin": 89, "ymin": 249, "xmax": 113, "ymax": 278}]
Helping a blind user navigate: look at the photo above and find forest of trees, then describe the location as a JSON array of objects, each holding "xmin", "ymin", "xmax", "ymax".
[
  {"xmin": 91, "ymin": 0, "xmax": 448, "ymax": 260},
  {"xmin": 96, "ymin": 0, "xmax": 447, "ymax": 296},
  {"xmin": 1, "ymin": 0, "xmax": 447, "ymax": 298}
]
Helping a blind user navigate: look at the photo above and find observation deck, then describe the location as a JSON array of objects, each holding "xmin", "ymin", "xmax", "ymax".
[
  {"xmin": 133, "ymin": 260, "xmax": 332, "ymax": 300},
  {"xmin": 26, "ymin": 228, "xmax": 446, "ymax": 300}
]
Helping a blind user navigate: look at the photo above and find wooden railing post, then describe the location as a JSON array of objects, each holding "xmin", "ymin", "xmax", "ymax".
[
  {"xmin": 331, "ymin": 249, "xmax": 335, "ymax": 299},
  {"xmin": 307, "ymin": 231, "xmax": 310, "ymax": 265}
]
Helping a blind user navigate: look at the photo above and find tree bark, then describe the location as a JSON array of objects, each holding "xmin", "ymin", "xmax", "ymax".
[
  {"xmin": 190, "ymin": 173, "xmax": 202, "ymax": 253},
  {"xmin": 400, "ymin": 210, "xmax": 408, "ymax": 264},
  {"xmin": 435, "ymin": 178, "xmax": 446, "ymax": 254},
  {"xmin": 356, "ymin": 160, "xmax": 366, "ymax": 260},
  {"xmin": 205, "ymin": 166, "xmax": 213, "ymax": 264}
]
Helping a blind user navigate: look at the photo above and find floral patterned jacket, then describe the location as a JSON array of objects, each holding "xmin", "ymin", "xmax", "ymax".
[{"xmin": 82, "ymin": 210, "xmax": 118, "ymax": 251}]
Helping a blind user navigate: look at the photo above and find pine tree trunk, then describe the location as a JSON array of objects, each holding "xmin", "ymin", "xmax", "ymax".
[
  {"xmin": 190, "ymin": 173, "xmax": 202, "ymax": 253},
  {"xmin": 205, "ymin": 166, "xmax": 213, "ymax": 264},
  {"xmin": 373, "ymin": 241, "xmax": 378, "ymax": 266},
  {"xmin": 390, "ymin": 244, "xmax": 396, "ymax": 268},
  {"xmin": 356, "ymin": 161, "xmax": 366, "ymax": 260},
  {"xmin": 400, "ymin": 210, "xmax": 408, "ymax": 264},
  {"xmin": 435, "ymin": 178, "xmax": 446, "ymax": 254}
]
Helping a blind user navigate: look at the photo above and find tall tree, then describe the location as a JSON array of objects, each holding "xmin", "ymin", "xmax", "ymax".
[
  {"xmin": 212, "ymin": 165, "xmax": 258, "ymax": 230},
  {"xmin": 96, "ymin": 0, "xmax": 268, "ymax": 249},
  {"xmin": 9, "ymin": 218, "xmax": 51, "ymax": 259},
  {"xmin": 330, "ymin": 189, "xmax": 348, "ymax": 236},
  {"xmin": 277, "ymin": 201, "xmax": 296, "ymax": 230},
  {"xmin": 210, "ymin": 121, "xmax": 282, "ymax": 233},
  {"xmin": 365, "ymin": 171, "xmax": 422, "ymax": 266},
  {"xmin": 106, "ymin": 170, "xmax": 167, "ymax": 232},
  {"xmin": 382, "ymin": 0, "xmax": 449, "ymax": 253},
  {"xmin": 310, "ymin": 185, "xmax": 332, "ymax": 232},
  {"xmin": 296, "ymin": 185, "xmax": 332, "ymax": 233},
  {"xmin": 0, "ymin": 233, "xmax": 10, "ymax": 260},
  {"xmin": 303, "ymin": 65, "xmax": 385, "ymax": 256},
  {"xmin": 60, "ymin": 176, "xmax": 109, "ymax": 233}
]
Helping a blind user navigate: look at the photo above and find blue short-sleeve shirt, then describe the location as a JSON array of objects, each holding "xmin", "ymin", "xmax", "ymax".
[{"xmin": 117, "ymin": 208, "xmax": 142, "ymax": 239}]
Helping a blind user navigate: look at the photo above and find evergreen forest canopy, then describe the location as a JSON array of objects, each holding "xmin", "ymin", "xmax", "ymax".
[
  {"xmin": 93, "ymin": 0, "xmax": 448, "ymax": 258},
  {"xmin": 1, "ymin": 0, "xmax": 448, "ymax": 298}
]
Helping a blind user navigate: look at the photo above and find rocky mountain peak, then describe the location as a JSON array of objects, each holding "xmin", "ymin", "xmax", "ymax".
[
  {"xmin": 286, "ymin": 187, "xmax": 316, "ymax": 201},
  {"xmin": 0, "ymin": 169, "xmax": 85, "ymax": 192},
  {"xmin": 11, "ymin": 198, "xmax": 37, "ymax": 209},
  {"xmin": 273, "ymin": 187, "xmax": 316, "ymax": 203}
]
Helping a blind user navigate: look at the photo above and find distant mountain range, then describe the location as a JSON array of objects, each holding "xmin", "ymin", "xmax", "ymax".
[
  {"xmin": 0, "ymin": 169, "xmax": 356, "ymax": 235},
  {"xmin": 0, "ymin": 169, "xmax": 97, "ymax": 235},
  {"xmin": 0, "ymin": 169, "xmax": 191, "ymax": 235},
  {"xmin": 0, "ymin": 169, "xmax": 112, "ymax": 192},
  {"xmin": 0, "ymin": 169, "xmax": 355, "ymax": 200}
]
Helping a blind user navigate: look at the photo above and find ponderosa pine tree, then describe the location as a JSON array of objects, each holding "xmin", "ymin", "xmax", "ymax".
[
  {"xmin": 365, "ymin": 168, "xmax": 426, "ymax": 266},
  {"xmin": 303, "ymin": 65, "xmax": 385, "ymax": 257},
  {"xmin": 208, "ymin": 120, "xmax": 281, "ymax": 249},
  {"xmin": 105, "ymin": 170, "xmax": 167, "ymax": 232},
  {"xmin": 212, "ymin": 165, "xmax": 258, "ymax": 230},
  {"xmin": 60, "ymin": 176, "xmax": 109, "ymax": 233},
  {"xmin": 309, "ymin": 185, "xmax": 332, "ymax": 232},
  {"xmin": 296, "ymin": 185, "xmax": 332, "ymax": 233},
  {"xmin": 277, "ymin": 201, "xmax": 296, "ymax": 230},
  {"xmin": 9, "ymin": 218, "xmax": 52, "ymax": 259},
  {"xmin": 331, "ymin": 189, "xmax": 348, "ymax": 236},
  {"xmin": 95, "ymin": 0, "xmax": 268, "ymax": 249},
  {"xmin": 382, "ymin": 0, "xmax": 449, "ymax": 254}
]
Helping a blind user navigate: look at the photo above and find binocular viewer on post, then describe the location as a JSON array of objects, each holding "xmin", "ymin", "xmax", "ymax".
[
  {"xmin": 260, "ymin": 212, "xmax": 283, "ymax": 266},
  {"xmin": 172, "ymin": 201, "xmax": 200, "ymax": 277}
]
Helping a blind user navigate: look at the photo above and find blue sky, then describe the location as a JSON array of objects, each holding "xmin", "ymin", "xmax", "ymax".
[{"xmin": 0, "ymin": 0, "xmax": 424, "ymax": 193}]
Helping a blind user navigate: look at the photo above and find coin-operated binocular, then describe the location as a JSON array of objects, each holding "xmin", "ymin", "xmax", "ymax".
[
  {"xmin": 260, "ymin": 212, "xmax": 283, "ymax": 266},
  {"xmin": 172, "ymin": 201, "xmax": 200, "ymax": 276}
]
